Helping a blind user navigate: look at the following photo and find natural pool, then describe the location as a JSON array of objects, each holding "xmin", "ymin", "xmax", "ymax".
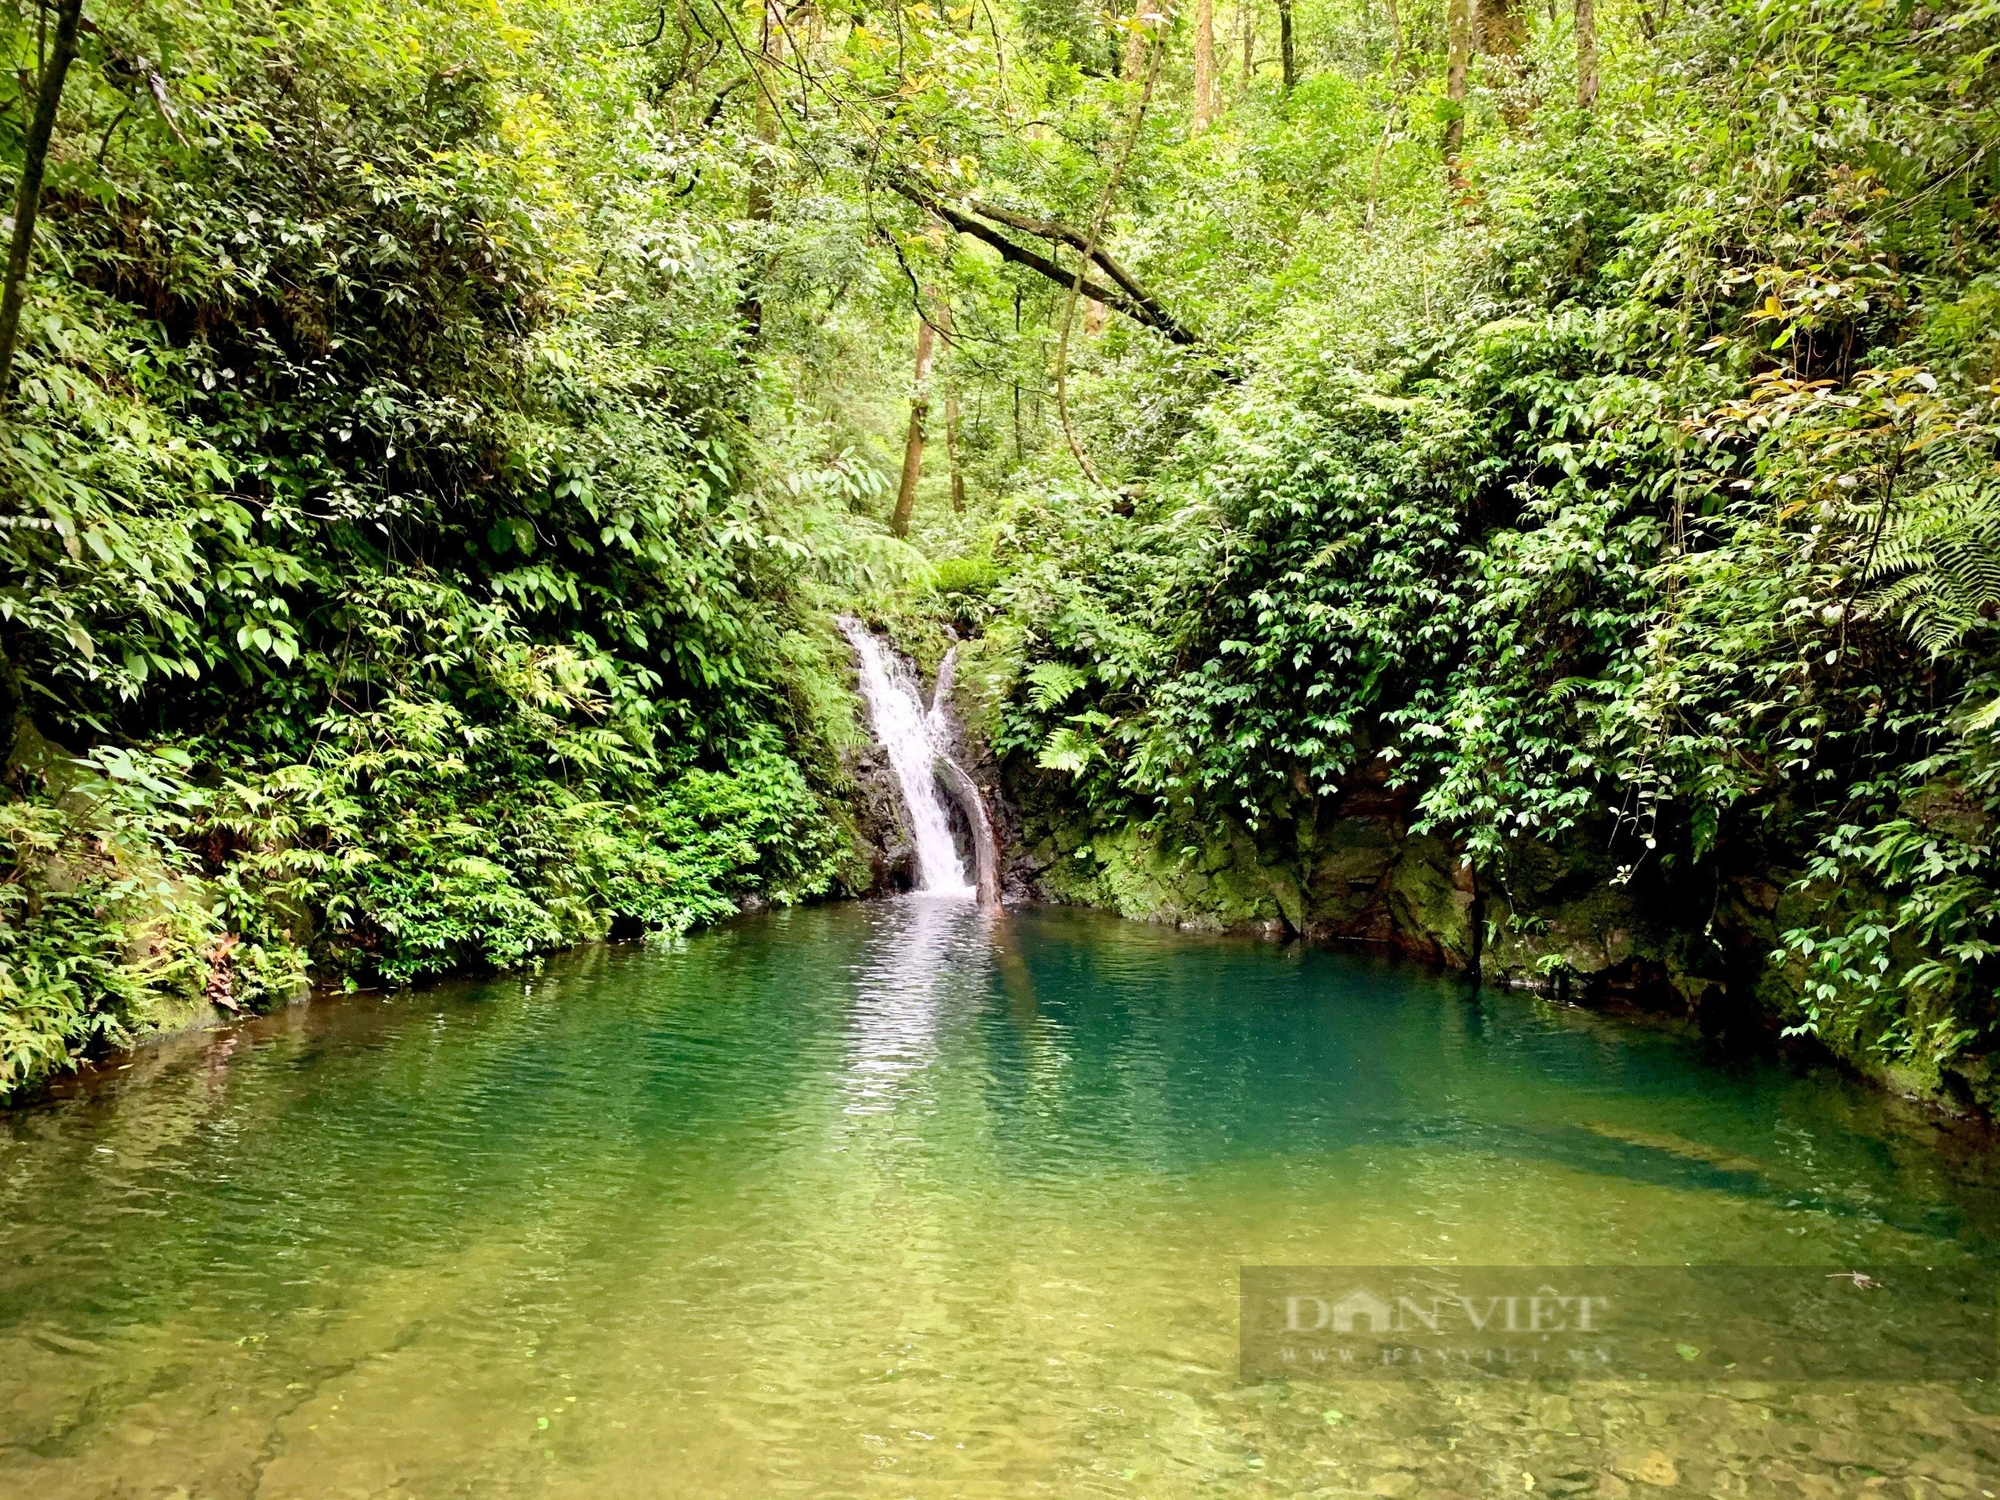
[{"xmin": 2, "ymin": 899, "xmax": 1996, "ymax": 1498}]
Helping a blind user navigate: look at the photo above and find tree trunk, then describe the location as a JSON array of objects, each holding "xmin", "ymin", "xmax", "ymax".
[
  {"xmin": 0, "ymin": 0, "xmax": 87, "ymax": 405},
  {"xmin": 938, "ymin": 302, "xmax": 966, "ymax": 513},
  {"xmin": 1478, "ymin": 0, "xmax": 1524, "ymax": 56},
  {"xmin": 1575, "ymin": 0, "xmax": 1598, "ymax": 109},
  {"xmin": 1239, "ymin": 0, "xmax": 1255, "ymax": 95},
  {"xmin": 748, "ymin": 0, "xmax": 783, "ymax": 222},
  {"xmin": 889, "ymin": 314, "xmax": 937, "ymax": 538},
  {"xmin": 1123, "ymin": 6, "xmax": 1148, "ymax": 79},
  {"xmin": 1442, "ymin": 0, "xmax": 1475, "ymax": 170},
  {"xmin": 1192, "ymin": 0, "xmax": 1216, "ymax": 131},
  {"xmin": 1366, "ymin": 0, "xmax": 1405, "ymax": 226},
  {"xmin": 944, "ymin": 389, "xmax": 966, "ymax": 512},
  {"xmin": 739, "ymin": 0, "xmax": 787, "ymax": 346},
  {"xmin": 1278, "ymin": 0, "xmax": 1296, "ymax": 93},
  {"xmin": 1011, "ymin": 288, "xmax": 1025, "ymax": 463},
  {"xmin": 893, "ymin": 179, "xmax": 1204, "ymax": 349},
  {"xmin": 1479, "ymin": 0, "xmax": 1529, "ymax": 126}
]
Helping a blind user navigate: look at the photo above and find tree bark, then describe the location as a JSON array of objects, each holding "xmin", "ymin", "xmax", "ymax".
[
  {"xmin": 1442, "ymin": 0, "xmax": 1476, "ymax": 170},
  {"xmin": 1239, "ymin": 0, "xmax": 1255, "ymax": 95},
  {"xmin": 1365, "ymin": 0, "xmax": 1405, "ymax": 226},
  {"xmin": 962, "ymin": 197, "xmax": 1171, "ymax": 324},
  {"xmin": 944, "ymin": 388, "xmax": 966, "ymax": 512},
  {"xmin": 890, "ymin": 177, "xmax": 1201, "ymax": 348},
  {"xmin": 1575, "ymin": 0, "xmax": 1598, "ymax": 109},
  {"xmin": 1278, "ymin": 0, "xmax": 1296, "ymax": 93},
  {"xmin": 1192, "ymin": 0, "xmax": 1216, "ymax": 131},
  {"xmin": 1479, "ymin": 0, "xmax": 1528, "ymax": 126},
  {"xmin": 747, "ymin": 0, "xmax": 783, "ymax": 221},
  {"xmin": 0, "ymin": 0, "xmax": 87, "ymax": 405},
  {"xmin": 738, "ymin": 0, "xmax": 787, "ymax": 346},
  {"xmin": 1477, "ymin": 0, "xmax": 1524, "ymax": 56},
  {"xmin": 889, "ymin": 313, "xmax": 937, "ymax": 538},
  {"xmin": 937, "ymin": 302, "xmax": 967, "ymax": 512}
]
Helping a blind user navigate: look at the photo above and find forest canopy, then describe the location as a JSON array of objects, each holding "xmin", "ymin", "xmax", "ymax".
[{"xmin": 0, "ymin": 0, "xmax": 1997, "ymax": 1102}]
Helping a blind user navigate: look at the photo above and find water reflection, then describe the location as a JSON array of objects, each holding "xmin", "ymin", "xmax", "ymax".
[
  {"xmin": 4, "ymin": 903, "xmax": 2000, "ymax": 1500},
  {"xmin": 841, "ymin": 896, "xmax": 991, "ymax": 1116}
]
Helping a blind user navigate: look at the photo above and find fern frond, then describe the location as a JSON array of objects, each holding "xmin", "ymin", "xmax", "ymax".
[{"xmin": 1864, "ymin": 479, "xmax": 2000, "ymax": 655}]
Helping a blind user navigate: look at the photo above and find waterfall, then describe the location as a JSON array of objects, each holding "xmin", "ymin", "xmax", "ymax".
[
  {"xmin": 839, "ymin": 619, "xmax": 974, "ymax": 897},
  {"xmin": 927, "ymin": 646, "xmax": 958, "ymax": 736}
]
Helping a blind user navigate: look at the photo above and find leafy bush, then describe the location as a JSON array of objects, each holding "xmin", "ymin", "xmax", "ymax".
[
  {"xmin": 990, "ymin": 0, "xmax": 2000, "ymax": 1074},
  {"xmin": 0, "ymin": 0, "xmax": 873, "ymax": 1096}
]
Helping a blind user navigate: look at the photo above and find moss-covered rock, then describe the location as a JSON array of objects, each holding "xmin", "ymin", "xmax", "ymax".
[{"xmin": 1002, "ymin": 746, "xmax": 2000, "ymax": 1118}]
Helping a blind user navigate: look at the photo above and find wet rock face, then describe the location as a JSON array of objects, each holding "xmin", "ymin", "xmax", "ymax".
[
  {"xmin": 925, "ymin": 662, "xmax": 1032, "ymax": 906},
  {"xmin": 845, "ymin": 746, "xmax": 917, "ymax": 894},
  {"xmin": 1002, "ymin": 752, "xmax": 2000, "ymax": 1117}
]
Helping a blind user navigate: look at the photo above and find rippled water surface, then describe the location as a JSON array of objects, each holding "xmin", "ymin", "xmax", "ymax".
[{"xmin": 3, "ymin": 900, "xmax": 1998, "ymax": 1497}]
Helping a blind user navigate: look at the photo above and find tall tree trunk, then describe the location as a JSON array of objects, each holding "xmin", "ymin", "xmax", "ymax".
[
  {"xmin": 944, "ymin": 389, "xmax": 966, "ymax": 512},
  {"xmin": 748, "ymin": 0, "xmax": 783, "ymax": 221},
  {"xmin": 1192, "ymin": 0, "xmax": 1216, "ymax": 131},
  {"xmin": 937, "ymin": 302, "xmax": 966, "ymax": 513},
  {"xmin": 1442, "ymin": 0, "xmax": 1475, "ymax": 170},
  {"xmin": 1478, "ymin": 0, "xmax": 1524, "ymax": 55},
  {"xmin": 1239, "ymin": 0, "xmax": 1255, "ymax": 95},
  {"xmin": 1366, "ymin": 0, "xmax": 1406, "ymax": 226},
  {"xmin": 1011, "ymin": 287, "xmax": 1025, "ymax": 464},
  {"xmin": 1278, "ymin": 0, "xmax": 1296, "ymax": 93},
  {"xmin": 0, "ymin": 0, "xmax": 87, "ymax": 406},
  {"xmin": 740, "ymin": 0, "xmax": 787, "ymax": 346},
  {"xmin": 1123, "ymin": 5, "xmax": 1148, "ymax": 79},
  {"xmin": 1574, "ymin": 0, "xmax": 1598, "ymax": 108},
  {"xmin": 889, "ymin": 313, "xmax": 937, "ymax": 538},
  {"xmin": 1479, "ymin": 0, "xmax": 1528, "ymax": 126}
]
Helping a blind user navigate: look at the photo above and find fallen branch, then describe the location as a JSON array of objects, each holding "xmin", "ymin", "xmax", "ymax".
[
  {"xmin": 887, "ymin": 175, "xmax": 1201, "ymax": 351},
  {"xmin": 961, "ymin": 197, "xmax": 1168, "ymax": 326}
]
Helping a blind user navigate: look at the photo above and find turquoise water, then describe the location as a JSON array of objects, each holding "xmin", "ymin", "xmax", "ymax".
[{"xmin": 2, "ymin": 899, "xmax": 1997, "ymax": 1496}]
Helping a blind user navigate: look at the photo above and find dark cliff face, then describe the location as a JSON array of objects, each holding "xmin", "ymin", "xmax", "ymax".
[
  {"xmin": 1001, "ymin": 753, "xmax": 2000, "ymax": 1121},
  {"xmin": 928, "ymin": 685, "xmax": 1032, "ymax": 907},
  {"xmin": 844, "ymin": 743, "xmax": 917, "ymax": 894}
]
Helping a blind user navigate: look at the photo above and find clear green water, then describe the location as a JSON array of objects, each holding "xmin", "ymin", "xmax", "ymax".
[{"xmin": 3, "ymin": 900, "xmax": 1998, "ymax": 1497}]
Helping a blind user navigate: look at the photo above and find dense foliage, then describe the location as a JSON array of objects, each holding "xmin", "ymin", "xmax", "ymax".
[
  {"xmin": 0, "ymin": 0, "xmax": 896, "ymax": 1094},
  {"xmin": 978, "ymin": 0, "xmax": 2000, "ymax": 1078},
  {"xmin": 3, "ymin": 0, "xmax": 1996, "ymax": 1098}
]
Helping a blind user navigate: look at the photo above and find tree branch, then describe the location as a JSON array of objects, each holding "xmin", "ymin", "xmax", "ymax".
[
  {"xmin": 960, "ymin": 197, "xmax": 1170, "ymax": 327},
  {"xmin": 887, "ymin": 176, "xmax": 1200, "ymax": 349}
]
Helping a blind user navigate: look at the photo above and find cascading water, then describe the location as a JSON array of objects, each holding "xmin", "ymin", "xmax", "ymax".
[
  {"xmin": 927, "ymin": 646, "xmax": 957, "ymax": 735},
  {"xmin": 928, "ymin": 642, "xmax": 1004, "ymax": 908},
  {"xmin": 839, "ymin": 618, "xmax": 974, "ymax": 897}
]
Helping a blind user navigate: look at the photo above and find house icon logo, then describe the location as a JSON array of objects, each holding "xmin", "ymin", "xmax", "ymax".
[{"xmin": 1330, "ymin": 1287, "xmax": 1395, "ymax": 1332}]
